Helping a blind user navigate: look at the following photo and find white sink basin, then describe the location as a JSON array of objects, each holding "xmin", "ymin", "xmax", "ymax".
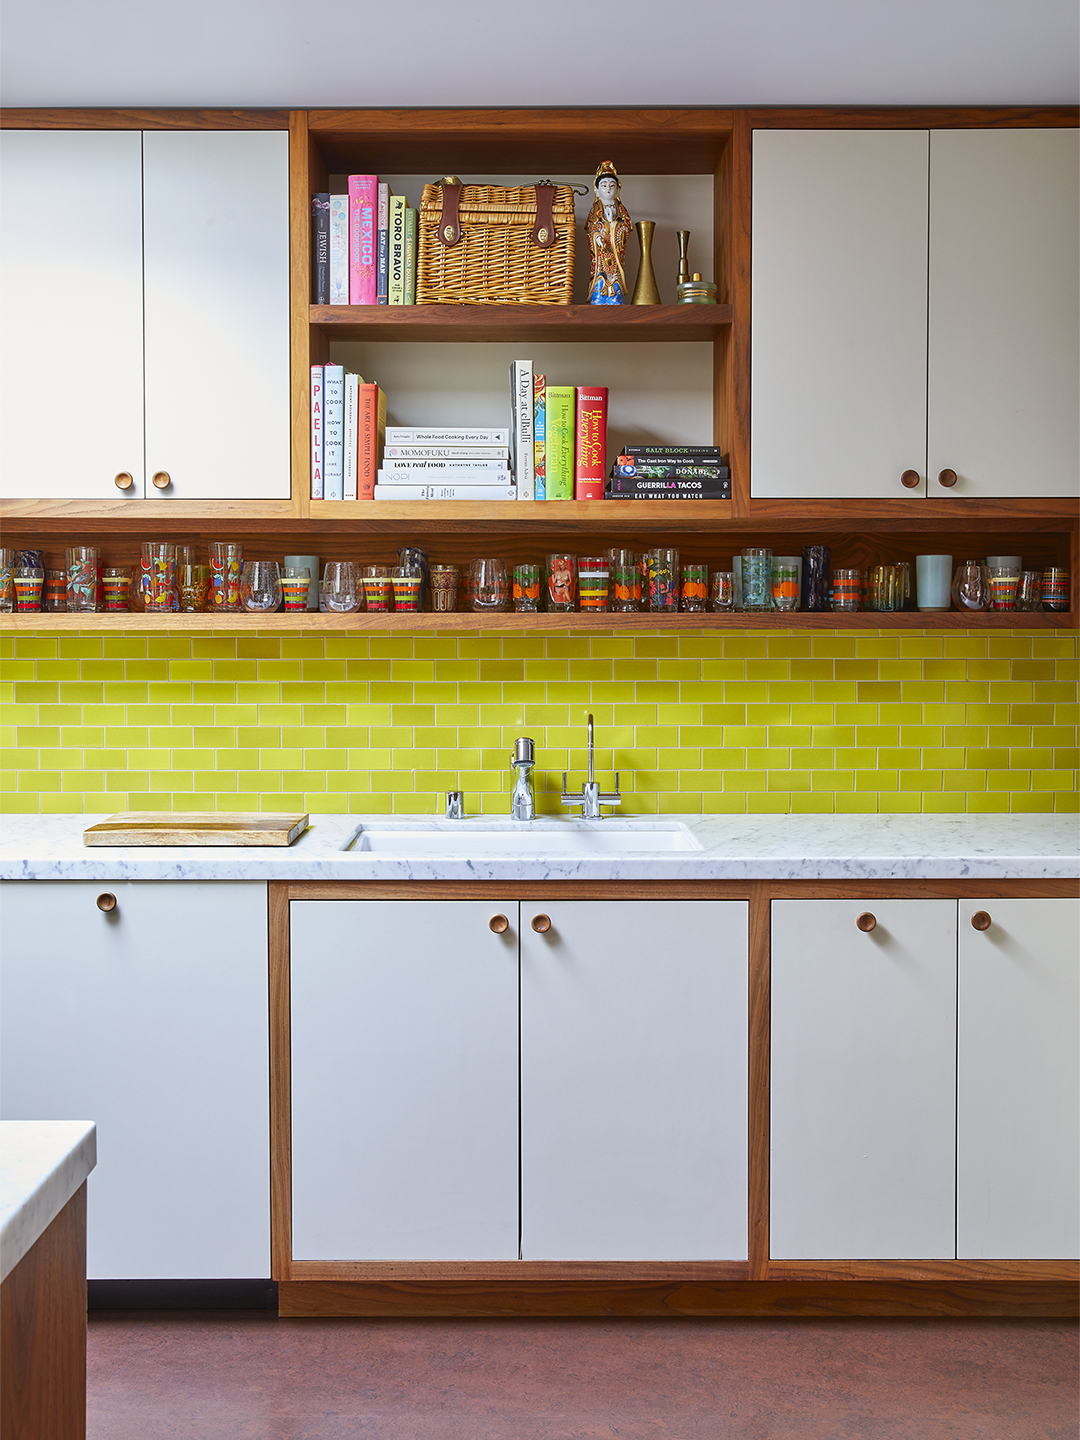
[{"xmin": 345, "ymin": 820, "xmax": 702, "ymax": 855}]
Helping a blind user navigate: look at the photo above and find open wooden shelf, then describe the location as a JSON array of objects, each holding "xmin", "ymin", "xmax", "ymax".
[
  {"xmin": 310, "ymin": 303, "xmax": 733, "ymax": 343},
  {"xmin": 3, "ymin": 609, "xmax": 1072, "ymax": 634}
]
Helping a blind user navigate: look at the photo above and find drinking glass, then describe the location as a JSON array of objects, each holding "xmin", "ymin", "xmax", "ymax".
[
  {"xmin": 578, "ymin": 557, "xmax": 610, "ymax": 612},
  {"xmin": 832, "ymin": 568, "xmax": 860, "ymax": 611},
  {"xmin": 359, "ymin": 564, "xmax": 391, "ymax": 613},
  {"xmin": 0, "ymin": 550, "xmax": 14, "ymax": 612},
  {"xmin": 951, "ymin": 560, "xmax": 989, "ymax": 612},
  {"xmin": 740, "ymin": 548, "xmax": 772, "ymax": 612},
  {"xmin": 608, "ymin": 549, "xmax": 638, "ymax": 613},
  {"xmin": 43, "ymin": 569, "xmax": 68, "ymax": 613},
  {"xmin": 240, "ymin": 560, "xmax": 283, "ymax": 613},
  {"xmin": 916, "ymin": 554, "xmax": 953, "ymax": 612},
  {"xmin": 66, "ymin": 545, "xmax": 100, "ymax": 613},
  {"xmin": 1042, "ymin": 567, "xmax": 1070, "ymax": 612},
  {"xmin": 209, "ymin": 542, "xmax": 243, "ymax": 612},
  {"xmin": 1014, "ymin": 571, "xmax": 1043, "ymax": 611},
  {"xmin": 284, "ymin": 554, "xmax": 321, "ymax": 611},
  {"xmin": 139, "ymin": 542, "xmax": 177, "ymax": 613},
  {"xmin": 429, "ymin": 565, "xmax": 460, "ymax": 613},
  {"xmin": 391, "ymin": 567, "xmax": 422, "ymax": 613},
  {"xmin": 710, "ymin": 570, "xmax": 735, "ymax": 612},
  {"xmin": 681, "ymin": 564, "xmax": 708, "ymax": 613},
  {"xmin": 771, "ymin": 556, "xmax": 800, "ymax": 612},
  {"xmin": 13, "ymin": 567, "xmax": 43, "ymax": 612},
  {"xmin": 281, "ymin": 567, "xmax": 311, "ymax": 613},
  {"xmin": 986, "ymin": 554, "xmax": 1023, "ymax": 571},
  {"xmin": 513, "ymin": 563, "xmax": 541, "ymax": 613},
  {"xmin": 178, "ymin": 564, "xmax": 211, "ymax": 613},
  {"xmin": 802, "ymin": 546, "xmax": 831, "ymax": 611},
  {"xmin": 321, "ymin": 561, "xmax": 363, "ymax": 613},
  {"xmin": 546, "ymin": 554, "xmax": 576, "ymax": 612},
  {"xmin": 102, "ymin": 568, "xmax": 131, "ymax": 612},
  {"xmin": 648, "ymin": 548, "xmax": 679, "ymax": 612},
  {"xmin": 988, "ymin": 567, "xmax": 1020, "ymax": 611},
  {"xmin": 468, "ymin": 559, "xmax": 510, "ymax": 613},
  {"xmin": 867, "ymin": 563, "xmax": 904, "ymax": 612}
]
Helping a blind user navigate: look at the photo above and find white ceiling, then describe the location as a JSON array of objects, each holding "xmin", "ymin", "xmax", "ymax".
[{"xmin": 2, "ymin": 0, "xmax": 1077, "ymax": 107}]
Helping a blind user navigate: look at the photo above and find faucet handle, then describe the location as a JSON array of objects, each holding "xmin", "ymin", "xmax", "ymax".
[{"xmin": 445, "ymin": 790, "xmax": 464, "ymax": 819}]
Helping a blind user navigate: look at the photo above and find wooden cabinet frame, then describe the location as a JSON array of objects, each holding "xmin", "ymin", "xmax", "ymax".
[
  {"xmin": 1, "ymin": 105, "xmax": 1076, "ymax": 630},
  {"xmin": 269, "ymin": 876, "xmax": 1079, "ymax": 1317}
]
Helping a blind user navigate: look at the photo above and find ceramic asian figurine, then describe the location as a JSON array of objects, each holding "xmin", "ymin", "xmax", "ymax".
[{"xmin": 586, "ymin": 161, "xmax": 632, "ymax": 305}]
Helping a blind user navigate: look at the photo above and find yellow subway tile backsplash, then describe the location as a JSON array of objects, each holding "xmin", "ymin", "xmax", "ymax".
[{"xmin": 0, "ymin": 628, "xmax": 1075, "ymax": 815}]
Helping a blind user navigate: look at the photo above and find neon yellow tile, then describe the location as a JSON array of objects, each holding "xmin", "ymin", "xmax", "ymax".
[
  {"xmin": 855, "ymin": 769, "xmax": 898, "ymax": 790},
  {"xmin": 1031, "ymin": 769, "xmax": 1075, "ymax": 791},
  {"xmin": 878, "ymin": 793, "xmax": 922, "ymax": 812},
  {"xmin": 57, "ymin": 639, "xmax": 104, "ymax": 659},
  {"xmin": 942, "ymin": 636, "xmax": 987, "ymax": 658},
  {"xmin": 1054, "ymin": 793, "xmax": 1079, "ymax": 812},
  {"xmin": 967, "ymin": 793, "xmax": 1012, "ymax": 812},
  {"xmin": 834, "ymin": 792, "xmax": 876, "ymax": 812},
  {"xmin": 812, "ymin": 682, "xmax": 856, "ymax": 702},
  {"xmin": 722, "ymin": 771, "xmax": 767, "ymax": 792},
  {"xmin": 702, "ymin": 795, "xmax": 748, "ymax": 814},
  {"xmin": 922, "ymin": 793, "xmax": 967, "ymax": 813}
]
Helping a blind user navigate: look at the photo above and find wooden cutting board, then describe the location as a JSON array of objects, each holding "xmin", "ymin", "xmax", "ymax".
[{"xmin": 83, "ymin": 813, "xmax": 309, "ymax": 847}]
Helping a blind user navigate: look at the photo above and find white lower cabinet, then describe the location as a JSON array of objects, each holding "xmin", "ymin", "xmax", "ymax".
[
  {"xmin": 289, "ymin": 897, "xmax": 749, "ymax": 1262},
  {"xmin": 520, "ymin": 899, "xmax": 748, "ymax": 1260},
  {"xmin": 0, "ymin": 880, "xmax": 270, "ymax": 1279},
  {"xmin": 289, "ymin": 899, "xmax": 520, "ymax": 1261},
  {"xmin": 770, "ymin": 899, "xmax": 958, "ymax": 1259},
  {"xmin": 957, "ymin": 898, "xmax": 1080, "ymax": 1259}
]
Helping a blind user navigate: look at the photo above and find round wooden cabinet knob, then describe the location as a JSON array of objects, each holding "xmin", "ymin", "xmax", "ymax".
[
  {"xmin": 531, "ymin": 914, "xmax": 551, "ymax": 934},
  {"xmin": 151, "ymin": 471, "xmax": 172, "ymax": 490},
  {"xmin": 938, "ymin": 469, "xmax": 958, "ymax": 488},
  {"xmin": 489, "ymin": 914, "xmax": 509, "ymax": 934},
  {"xmin": 971, "ymin": 910, "xmax": 992, "ymax": 931},
  {"xmin": 856, "ymin": 912, "xmax": 877, "ymax": 933},
  {"xmin": 900, "ymin": 470, "xmax": 921, "ymax": 489},
  {"xmin": 114, "ymin": 472, "xmax": 134, "ymax": 490},
  {"xmin": 96, "ymin": 892, "xmax": 117, "ymax": 912}
]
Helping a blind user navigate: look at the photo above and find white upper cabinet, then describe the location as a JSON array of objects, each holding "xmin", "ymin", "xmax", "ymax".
[
  {"xmin": 751, "ymin": 126, "xmax": 1079, "ymax": 501},
  {"xmin": 0, "ymin": 130, "xmax": 146, "ymax": 499},
  {"xmin": 142, "ymin": 131, "xmax": 290, "ymax": 500},
  {"xmin": 928, "ymin": 129, "xmax": 1080, "ymax": 499},
  {"xmin": 750, "ymin": 130, "xmax": 930, "ymax": 500},
  {"xmin": 957, "ymin": 898, "xmax": 1080, "ymax": 1259},
  {"xmin": 0, "ymin": 127, "xmax": 290, "ymax": 502}
]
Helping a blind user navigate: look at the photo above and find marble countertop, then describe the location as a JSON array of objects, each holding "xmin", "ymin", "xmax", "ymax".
[
  {"xmin": 0, "ymin": 1120, "xmax": 96, "ymax": 1282},
  {"xmin": 0, "ymin": 812, "xmax": 1076, "ymax": 881}
]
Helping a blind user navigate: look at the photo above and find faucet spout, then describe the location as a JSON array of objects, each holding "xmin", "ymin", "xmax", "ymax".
[
  {"xmin": 562, "ymin": 713, "xmax": 621, "ymax": 820},
  {"xmin": 587, "ymin": 713, "xmax": 595, "ymax": 786}
]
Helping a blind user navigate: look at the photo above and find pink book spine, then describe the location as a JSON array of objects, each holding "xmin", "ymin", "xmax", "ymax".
[{"xmin": 348, "ymin": 175, "xmax": 378, "ymax": 305}]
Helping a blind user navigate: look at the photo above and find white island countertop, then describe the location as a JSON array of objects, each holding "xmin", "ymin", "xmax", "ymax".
[
  {"xmin": 0, "ymin": 1120, "xmax": 97, "ymax": 1282},
  {"xmin": 0, "ymin": 812, "xmax": 1076, "ymax": 881}
]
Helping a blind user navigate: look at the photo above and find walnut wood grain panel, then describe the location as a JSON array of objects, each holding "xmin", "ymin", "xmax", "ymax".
[
  {"xmin": 748, "ymin": 881, "xmax": 771, "ymax": 1279},
  {"xmin": 278, "ymin": 1278, "xmax": 1078, "ymax": 1318},
  {"xmin": 4, "ymin": 609, "xmax": 1073, "ymax": 635},
  {"xmin": 310, "ymin": 303, "xmax": 732, "ymax": 343},
  {"xmin": 746, "ymin": 107, "xmax": 1078, "ymax": 131},
  {"xmin": 268, "ymin": 883, "xmax": 293, "ymax": 1282},
  {"xmin": 287, "ymin": 1260, "xmax": 750, "ymax": 1281},
  {"xmin": 728, "ymin": 111, "xmax": 754, "ymax": 518},
  {"xmin": 0, "ymin": 108, "xmax": 289, "ymax": 130},
  {"xmin": 0, "ymin": 1184, "xmax": 87, "ymax": 1440},
  {"xmin": 767, "ymin": 1258, "xmax": 1079, "ymax": 1281},
  {"xmin": 306, "ymin": 108, "xmax": 735, "ymax": 174},
  {"xmin": 289, "ymin": 111, "xmax": 317, "ymax": 520}
]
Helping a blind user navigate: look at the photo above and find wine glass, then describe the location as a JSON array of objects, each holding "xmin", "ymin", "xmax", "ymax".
[{"xmin": 240, "ymin": 560, "xmax": 282, "ymax": 612}]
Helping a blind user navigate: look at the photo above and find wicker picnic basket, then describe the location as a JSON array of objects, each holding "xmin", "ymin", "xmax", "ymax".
[{"xmin": 416, "ymin": 179, "xmax": 577, "ymax": 306}]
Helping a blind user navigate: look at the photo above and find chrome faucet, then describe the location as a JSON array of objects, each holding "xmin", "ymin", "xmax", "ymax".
[
  {"xmin": 562, "ymin": 714, "xmax": 621, "ymax": 819},
  {"xmin": 510, "ymin": 737, "xmax": 536, "ymax": 820}
]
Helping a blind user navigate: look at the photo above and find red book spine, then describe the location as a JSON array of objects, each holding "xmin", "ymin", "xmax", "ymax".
[
  {"xmin": 349, "ymin": 175, "xmax": 378, "ymax": 305},
  {"xmin": 574, "ymin": 386, "xmax": 608, "ymax": 500}
]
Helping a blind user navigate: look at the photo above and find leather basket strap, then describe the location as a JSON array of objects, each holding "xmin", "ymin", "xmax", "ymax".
[
  {"xmin": 530, "ymin": 185, "xmax": 556, "ymax": 249},
  {"xmin": 437, "ymin": 183, "xmax": 463, "ymax": 247}
]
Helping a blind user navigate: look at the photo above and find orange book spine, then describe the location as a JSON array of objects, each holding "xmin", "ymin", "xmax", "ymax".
[
  {"xmin": 574, "ymin": 386, "xmax": 607, "ymax": 501},
  {"xmin": 357, "ymin": 384, "xmax": 387, "ymax": 499}
]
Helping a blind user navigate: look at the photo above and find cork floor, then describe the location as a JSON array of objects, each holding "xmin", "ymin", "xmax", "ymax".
[{"xmin": 87, "ymin": 1312, "xmax": 1078, "ymax": 1439}]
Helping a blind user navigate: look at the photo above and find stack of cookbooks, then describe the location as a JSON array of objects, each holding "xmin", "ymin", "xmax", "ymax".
[
  {"xmin": 510, "ymin": 359, "xmax": 609, "ymax": 501},
  {"xmin": 607, "ymin": 445, "xmax": 731, "ymax": 500},
  {"xmin": 311, "ymin": 179, "xmax": 417, "ymax": 306},
  {"xmin": 373, "ymin": 427, "xmax": 514, "ymax": 500}
]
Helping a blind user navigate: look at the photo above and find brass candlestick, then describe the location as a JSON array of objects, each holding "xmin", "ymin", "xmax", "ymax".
[
  {"xmin": 631, "ymin": 221, "xmax": 661, "ymax": 304},
  {"xmin": 676, "ymin": 231, "xmax": 691, "ymax": 289}
]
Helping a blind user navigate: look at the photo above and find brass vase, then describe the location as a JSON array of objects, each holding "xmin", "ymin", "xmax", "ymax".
[
  {"xmin": 676, "ymin": 230, "xmax": 691, "ymax": 288},
  {"xmin": 631, "ymin": 221, "xmax": 661, "ymax": 305}
]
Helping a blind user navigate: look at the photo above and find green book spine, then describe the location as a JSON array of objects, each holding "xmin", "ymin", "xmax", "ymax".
[
  {"xmin": 404, "ymin": 208, "xmax": 418, "ymax": 305},
  {"xmin": 388, "ymin": 196, "xmax": 407, "ymax": 305},
  {"xmin": 545, "ymin": 386, "xmax": 575, "ymax": 500}
]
